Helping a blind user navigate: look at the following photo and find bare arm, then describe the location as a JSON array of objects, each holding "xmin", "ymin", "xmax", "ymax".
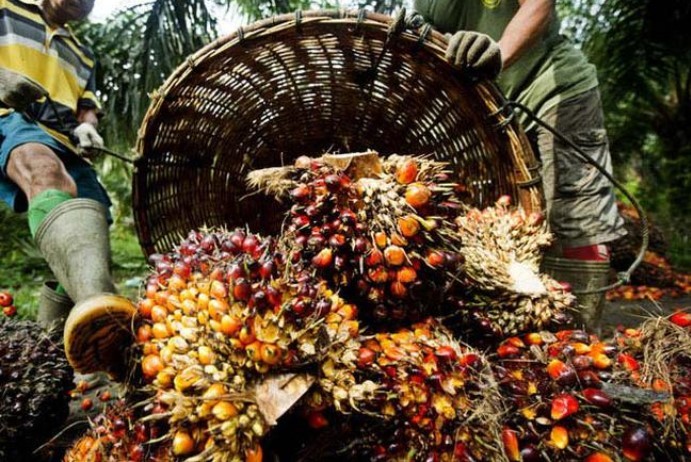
[
  {"xmin": 77, "ymin": 108, "xmax": 99, "ymax": 127},
  {"xmin": 498, "ymin": 0, "xmax": 553, "ymax": 70}
]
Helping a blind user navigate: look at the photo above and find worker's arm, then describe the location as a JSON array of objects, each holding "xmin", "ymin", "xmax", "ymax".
[
  {"xmin": 498, "ymin": 0, "xmax": 553, "ymax": 70},
  {"xmin": 77, "ymin": 107, "xmax": 99, "ymax": 127},
  {"xmin": 74, "ymin": 108, "xmax": 104, "ymax": 150}
]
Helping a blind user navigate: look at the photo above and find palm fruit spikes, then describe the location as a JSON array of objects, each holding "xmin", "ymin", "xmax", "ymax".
[
  {"xmin": 491, "ymin": 327, "xmax": 690, "ymax": 461},
  {"xmin": 63, "ymin": 399, "xmax": 170, "ymax": 462},
  {"xmin": 453, "ymin": 196, "xmax": 575, "ymax": 336},
  {"xmin": 0, "ymin": 319, "xmax": 73, "ymax": 460},
  {"xmin": 247, "ymin": 152, "xmax": 463, "ymax": 325},
  {"xmin": 307, "ymin": 318, "xmax": 505, "ymax": 462},
  {"xmin": 135, "ymin": 228, "xmax": 362, "ymax": 461}
]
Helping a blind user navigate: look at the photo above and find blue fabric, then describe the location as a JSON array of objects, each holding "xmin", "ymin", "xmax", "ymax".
[{"xmin": 0, "ymin": 112, "xmax": 112, "ymax": 220}]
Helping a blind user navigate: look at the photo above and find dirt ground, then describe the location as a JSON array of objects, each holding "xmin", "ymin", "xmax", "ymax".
[{"xmin": 601, "ymin": 295, "xmax": 691, "ymax": 335}]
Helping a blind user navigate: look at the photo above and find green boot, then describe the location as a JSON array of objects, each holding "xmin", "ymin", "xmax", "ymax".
[
  {"xmin": 542, "ymin": 256, "xmax": 611, "ymax": 333},
  {"xmin": 34, "ymin": 199, "xmax": 135, "ymax": 379},
  {"xmin": 37, "ymin": 280, "xmax": 73, "ymax": 329}
]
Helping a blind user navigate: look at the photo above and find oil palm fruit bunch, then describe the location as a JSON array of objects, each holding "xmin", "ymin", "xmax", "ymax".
[
  {"xmin": 64, "ymin": 399, "xmax": 170, "ymax": 462},
  {"xmin": 0, "ymin": 319, "xmax": 73, "ymax": 460},
  {"xmin": 306, "ymin": 318, "xmax": 504, "ymax": 461},
  {"xmin": 247, "ymin": 152, "xmax": 463, "ymax": 325},
  {"xmin": 135, "ymin": 228, "xmax": 360, "ymax": 461},
  {"xmin": 612, "ymin": 315, "xmax": 691, "ymax": 458},
  {"xmin": 492, "ymin": 328, "xmax": 673, "ymax": 461},
  {"xmin": 453, "ymin": 196, "xmax": 575, "ymax": 336}
]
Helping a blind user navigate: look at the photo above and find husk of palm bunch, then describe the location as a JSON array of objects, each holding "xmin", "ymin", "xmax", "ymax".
[{"xmin": 451, "ymin": 197, "xmax": 576, "ymax": 337}]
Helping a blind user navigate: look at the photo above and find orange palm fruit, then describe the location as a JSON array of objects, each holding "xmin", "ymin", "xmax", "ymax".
[
  {"xmin": 395, "ymin": 159, "xmax": 418, "ymax": 184},
  {"xmin": 405, "ymin": 183, "xmax": 432, "ymax": 208}
]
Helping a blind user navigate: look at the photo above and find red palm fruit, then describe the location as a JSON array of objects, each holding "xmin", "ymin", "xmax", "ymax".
[
  {"xmin": 398, "ymin": 215, "xmax": 421, "ymax": 238},
  {"xmin": 617, "ymin": 353, "xmax": 640, "ymax": 372},
  {"xmin": 328, "ymin": 234, "xmax": 346, "ymax": 247},
  {"xmin": 0, "ymin": 291, "xmax": 13, "ymax": 307},
  {"xmin": 312, "ymin": 248, "xmax": 334, "ymax": 268},
  {"xmin": 374, "ymin": 232, "xmax": 388, "ymax": 249},
  {"xmin": 397, "ymin": 266, "xmax": 417, "ymax": 283},
  {"xmin": 505, "ymin": 337, "xmax": 525, "ymax": 348},
  {"xmin": 622, "ymin": 427, "xmax": 651, "ymax": 461},
  {"xmin": 366, "ymin": 249, "xmax": 384, "ymax": 267},
  {"xmin": 426, "ymin": 250, "xmax": 445, "ymax": 267},
  {"xmin": 550, "ymin": 426, "xmax": 569, "ymax": 449},
  {"xmin": 592, "ymin": 353, "xmax": 612, "ymax": 369},
  {"xmin": 670, "ymin": 311, "xmax": 691, "ymax": 328},
  {"xmin": 246, "ymin": 445, "xmax": 263, "ymax": 462},
  {"xmin": 358, "ymin": 347, "xmax": 376, "ymax": 367},
  {"xmin": 585, "ymin": 454, "xmax": 613, "ymax": 462},
  {"xmin": 546, "ymin": 359, "xmax": 577, "ymax": 385},
  {"xmin": 324, "ymin": 174, "xmax": 342, "ymax": 191},
  {"xmin": 434, "ymin": 346, "xmax": 457, "ymax": 361},
  {"xmin": 525, "ymin": 333, "xmax": 543, "ymax": 345},
  {"xmin": 502, "ymin": 428, "xmax": 521, "ymax": 461},
  {"xmin": 368, "ymin": 267, "xmax": 389, "ymax": 284},
  {"xmin": 384, "ymin": 246, "xmax": 406, "ymax": 266},
  {"xmin": 583, "ymin": 388, "xmax": 612, "ymax": 408},
  {"xmin": 233, "ymin": 279, "xmax": 251, "ymax": 302},
  {"xmin": 390, "ymin": 281, "xmax": 407, "ymax": 299},
  {"xmin": 497, "ymin": 344, "xmax": 520, "ymax": 358},
  {"xmin": 290, "ymin": 184, "xmax": 311, "ymax": 202},
  {"xmin": 395, "ymin": 159, "xmax": 418, "ymax": 184},
  {"xmin": 405, "ymin": 183, "xmax": 432, "ymax": 208},
  {"xmin": 354, "ymin": 236, "xmax": 369, "ymax": 253},
  {"xmin": 551, "ymin": 394, "xmax": 579, "ymax": 420},
  {"xmin": 458, "ymin": 353, "xmax": 480, "ymax": 368},
  {"xmin": 3, "ymin": 305, "xmax": 17, "ymax": 317},
  {"xmin": 307, "ymin": 411, "xmax": 329, "ymax": 429}
]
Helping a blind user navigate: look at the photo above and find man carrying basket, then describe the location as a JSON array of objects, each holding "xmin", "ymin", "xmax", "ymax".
[{"xmin": 414, "ymin": 0, "xmax": 626, "ymax": 330}]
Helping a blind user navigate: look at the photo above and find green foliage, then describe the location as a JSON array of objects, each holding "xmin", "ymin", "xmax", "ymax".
[{"xmin": 581, "ymin": 0, "xmax": 691, "ymax": 268}]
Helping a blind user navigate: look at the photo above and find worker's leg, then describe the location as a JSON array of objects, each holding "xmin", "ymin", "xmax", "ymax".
[
  {"xmin": 535, "ymin": 88, "xmax": 626, "ymax": 331},
  {"xmin": 0, "ymin": 113, "xmax": 134, "ymax": 377}
]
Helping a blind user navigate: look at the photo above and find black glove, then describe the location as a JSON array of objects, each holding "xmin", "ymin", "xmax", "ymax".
[
  {"xmin": 445, "ymin": 31, "xmax": 503, "ymax": 79},
  {"xmin": 0, "ymin": 68, "xmax": 46, "ymax": 111}
]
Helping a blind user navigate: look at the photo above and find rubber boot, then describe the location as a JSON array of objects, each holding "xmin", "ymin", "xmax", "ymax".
[
  {"xmin": 542, "ymin": 256, "xmax": 611, "ymax": 333},
  {"xmin": 34, "ymin": 199, "xmax": 135, "ymax": 379},
  {"xmin": 37, "ymin": 280, "xmax": 73, "ymax": 330}
]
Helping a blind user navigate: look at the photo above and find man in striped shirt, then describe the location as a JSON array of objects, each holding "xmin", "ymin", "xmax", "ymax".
[{"xmin": 0, "ymin": 0, "xmax": 135, "ymax": 379}]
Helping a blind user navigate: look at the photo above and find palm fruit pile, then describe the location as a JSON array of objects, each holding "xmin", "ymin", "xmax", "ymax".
[
  {"xmin": 132, "ymin": 228, "xmax": 361, "ymax": 461},
  {"xmin": 247, "ymin": 153, "xmax": 463, "ymax": 325},
  {"xmin": 0, "ymin": 318, "xmax": 73, "ymax": 460},
  {"xmin": 303, "ymin": 318, "xmax": 504, "ymax": 462},
  {"xmin": 613, "ymin": 314, "xmax": 691, "ymax": 457},
  {"xmin": 63, "ymin": 399, "xmax": 171, "ymax": 462},
  {"xmin": 491, "ymin": 322, "xmax": 691, "ymax": 462},
  {"xmin": 453, "ymin": 197, "xmax": 575, "ymax": 337},
  {"xmin": 62, "ymin": 152, "xmax": 691, "ymax": 462}
]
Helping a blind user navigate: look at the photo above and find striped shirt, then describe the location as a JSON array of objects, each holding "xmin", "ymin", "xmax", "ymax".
[{"xmin": 0, "ymin": 0, "xmax": 100, "ymax": 148}]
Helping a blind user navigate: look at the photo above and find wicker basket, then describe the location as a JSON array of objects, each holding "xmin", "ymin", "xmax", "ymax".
[{"xmin": 134, "ymin": 9, "xmax": 542, "ymax": 256}]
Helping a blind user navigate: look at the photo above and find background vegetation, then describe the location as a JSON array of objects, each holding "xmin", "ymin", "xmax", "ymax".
[{"xmin": 2, "ymin": 0, "xmax": 689, "ymax": 317}]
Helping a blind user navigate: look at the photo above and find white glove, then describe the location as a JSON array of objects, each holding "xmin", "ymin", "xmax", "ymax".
[{"xmin": 73, "ymin": 122, "xmax": 104, "ymax": 150}]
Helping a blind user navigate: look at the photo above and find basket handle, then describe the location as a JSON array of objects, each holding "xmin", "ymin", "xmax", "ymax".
[{"xmin": 493, "ymin": 101, "xmax": 649, "ymax": 295}]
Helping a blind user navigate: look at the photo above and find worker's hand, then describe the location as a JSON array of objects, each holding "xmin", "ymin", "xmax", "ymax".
[
  {"xmin": 0, "ymin": 68, "xmax": 47, "ymax": 112},
  {"xmin": 73, "ymin": 123, "xmax": 104, "ymax": 157},
  {"xmin": 446, "ymin": 31, "xmax": 502, "ymax": 80}
]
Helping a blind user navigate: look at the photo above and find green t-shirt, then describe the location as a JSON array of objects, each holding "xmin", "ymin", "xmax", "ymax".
[{"xmin": 414, "ymin": 0, "xmax": 599, "ymax": 128}]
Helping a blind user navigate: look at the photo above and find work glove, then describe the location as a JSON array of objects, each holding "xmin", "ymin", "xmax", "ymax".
[
  {"xmin": 73, "ymin": 123, "xmax": 104, "ymax": 157},
  {"xmin": 445, "ymin": 31, "xmax": 503, "ymax": 80},
  {"xmin": 0, "ymin": 68, "xmax": 47, "ymax": 112}
]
